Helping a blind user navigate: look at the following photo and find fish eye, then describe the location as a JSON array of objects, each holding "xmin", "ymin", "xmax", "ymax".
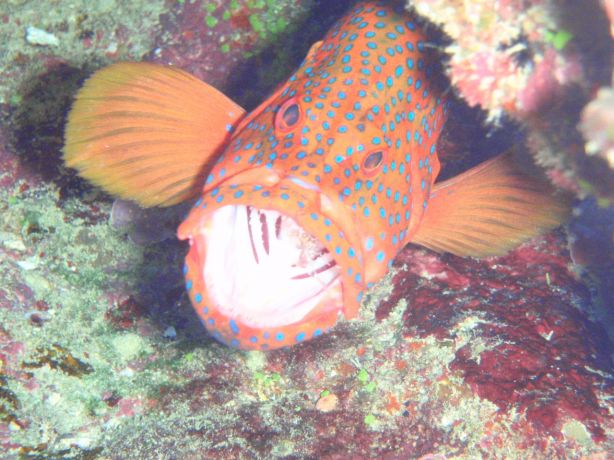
[
  {"xmin": 275, "ymin": 97, "xmax": 301, "ymax": 133},
  {"xmin": 361, "ymin": 149, "xmax": 385, "ymax": 175}
]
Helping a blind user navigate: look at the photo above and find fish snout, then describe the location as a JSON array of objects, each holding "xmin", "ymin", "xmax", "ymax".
[{"xmin": 178, "ymin": 183, "xmax": 367, "ymax": 349}]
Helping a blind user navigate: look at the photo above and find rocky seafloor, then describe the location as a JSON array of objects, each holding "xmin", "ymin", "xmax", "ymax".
[{"xmin": 0, "ymin": 0, "xmax": 613, "ymax": 458}]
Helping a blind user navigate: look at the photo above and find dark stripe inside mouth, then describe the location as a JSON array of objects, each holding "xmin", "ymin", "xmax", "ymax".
[
  {"xmin": 260, "ymin": 211, "xmax": 270, "ymax": 255},
  {"xmin": 244, "ymin": 205, "xmax": 337, "ymax": 279},
  {"xmin": 246, "ymin": 206, "xmax": 260, "ymax": 264},
  {"xmin": 275, "ymin": 215, "xmax": 282, "ymax": 240},
  {"xmin": 290, "ymin": 258, "xmax": 337, "ymax": 280}
]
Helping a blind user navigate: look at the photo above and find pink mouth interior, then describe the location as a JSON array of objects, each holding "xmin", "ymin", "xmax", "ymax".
[{"xmin": 198, "ymin": 205, "xmax": 342, "ymax": 328}]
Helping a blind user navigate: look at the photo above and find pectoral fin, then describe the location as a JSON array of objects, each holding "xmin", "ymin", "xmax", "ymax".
[
  {"xmin": 64, "ymin": 62, "xmax": 245, "ymax": 207},
  {"xmin": 412, "ymin": 152, "xmax": 571, "ymax": 257}
]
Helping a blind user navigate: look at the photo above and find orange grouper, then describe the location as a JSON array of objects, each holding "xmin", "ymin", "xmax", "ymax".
[{"xmin": 64, "ymin": 1, "xmax": 568, "ymax": 350}]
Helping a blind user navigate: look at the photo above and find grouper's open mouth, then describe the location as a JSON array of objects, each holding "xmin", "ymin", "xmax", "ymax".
[{"xmin": 195, "ymin": 205, "xmax": 343, "ymax": 328}]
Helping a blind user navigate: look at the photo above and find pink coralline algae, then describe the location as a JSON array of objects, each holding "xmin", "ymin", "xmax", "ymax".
[
  {"xmin": 411, "ymin": 0, "xmax": 614, "ymax": 204},
  {"xmin": 579, "ymin": 87, "xmax": 614, "ymax": 176},
  {"xmin": 410, "ymin": 0, "xmax": 585, "ymax": 119}
]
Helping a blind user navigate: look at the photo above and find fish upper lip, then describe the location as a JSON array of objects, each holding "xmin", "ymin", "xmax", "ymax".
[
  {"xmin": 200, "ymin": 169, "xmax": 361, "ymax": 263},
  {"xmin": 286, "ymin": 175, "xmax": 321, "ymax": 192}
]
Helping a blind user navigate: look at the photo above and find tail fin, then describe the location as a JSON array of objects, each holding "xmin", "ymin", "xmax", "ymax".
[
  {"xmin": 64, "ymin": 62, "xmax": 245, "ymax": 207},
  {"xmin": 412, "ymin": 151, "xmax": 571, "ymax": 257}
]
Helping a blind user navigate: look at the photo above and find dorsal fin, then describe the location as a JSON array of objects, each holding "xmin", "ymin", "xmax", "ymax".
[
  {"xmin": 64, "ymin": 62, "xmax": 246, "ymax": 207},
  {"xmin": 306, "ymin": 40, "xmax": 323, "ymax": 61},
  {"xmin": 412, "ymin": 151, "xmax": 571, "ymax": 257}
]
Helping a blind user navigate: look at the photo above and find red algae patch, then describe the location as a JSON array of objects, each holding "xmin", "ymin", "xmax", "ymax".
[{"xmin": 378, "ymin": 232, "xmax": 614, "ymax": 443}]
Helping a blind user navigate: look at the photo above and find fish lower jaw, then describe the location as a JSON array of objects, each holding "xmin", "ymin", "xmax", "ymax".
[{"xmin": 198, "ymin": 205, "xmax": 343, "ymax": 329}]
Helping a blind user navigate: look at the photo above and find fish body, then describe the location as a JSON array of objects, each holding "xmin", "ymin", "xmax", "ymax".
[
  {"xmin": 177, "ymin": 2, "xmax": 445, "ymax": 348},
  {"xmin": 64, "ymin": 2, "xmax": 569, "ymax": 350}
]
